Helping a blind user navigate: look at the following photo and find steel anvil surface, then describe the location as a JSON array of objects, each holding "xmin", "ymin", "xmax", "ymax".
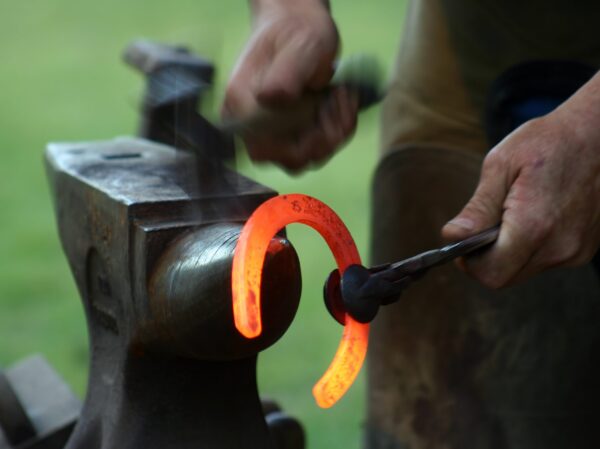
[{"xmin": 45, "ymin": 137, "xmax": 303, "ymax": 449}]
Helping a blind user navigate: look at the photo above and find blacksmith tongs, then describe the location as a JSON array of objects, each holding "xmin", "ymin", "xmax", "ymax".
[{"xmin": 323, "ymin": 225, "xmax": 500, "ymax": 324}]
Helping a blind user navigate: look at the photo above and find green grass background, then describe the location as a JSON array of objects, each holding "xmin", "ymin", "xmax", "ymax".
[{"xmin": 0, "ymin": 1, "xmax": 406, "ymax": 447}]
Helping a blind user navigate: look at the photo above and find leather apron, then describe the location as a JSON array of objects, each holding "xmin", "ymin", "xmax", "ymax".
[{"xmin": 369, "ymin": 1, "xmax": 600, "ymax": 448}]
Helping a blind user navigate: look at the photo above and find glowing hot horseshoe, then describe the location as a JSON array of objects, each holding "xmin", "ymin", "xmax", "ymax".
[{"xmin": 231, "ymin": 194, "xmax": 369, "ymax": 408}]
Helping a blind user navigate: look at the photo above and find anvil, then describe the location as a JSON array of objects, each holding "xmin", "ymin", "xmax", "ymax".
[{"xmin": 43, "ymin": 41, "xmax": 305, "ymax": 449}]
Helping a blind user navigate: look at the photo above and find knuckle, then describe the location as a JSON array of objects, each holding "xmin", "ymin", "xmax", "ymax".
[
  {"xmin": 564, "ymin": 253, "xmax": 589, "ymax": 268},
  {"xmin": 247, "ymin": 149, "xmax": 270, "ymax": 163},
  {"xmin": 222, "ymin": 86, "xmax": 237, "ymax": 112},
  {"xmin": 530, "ymin": 226, "xmax": 550, "ymax": 245},
  {"xmin": 574, "ymin": 250, "xmax": 595, "ymax": 266},
  {"xmin": 482, "ymin": 148, "xmax": 507, "ymax": 174},
  {"xmin": 223, "ymin": 84, "xmax": 247, "ymax": 117},
  {"xmin": 465, "ymin": 259, "xmax": 508, "ymax": 289},
  {"xmin": 512, "ymin": 117, "xmax": 546, "ymax": 142},
  {"xmin": 522, "ymin": 116, "xmax": 547, "ymax": 133},
  {"xmin": 247, "ymin": 150, "xmax": 267, "ymax": 162},
  {"xmin": 481, "ymin": 152, "xmax": 499, "ymax": 172},
  {"xmin": 281, "ymin": 159, "xmax": 308, "ymax": 175},
  {"xmin": 557, "ymin": 235, "xmax": 584, "ymax": 263},
  {"xmin": 537, "ymin": 233, "xmax": 591, "ymax": 268},
  {"xmin": 478, "ymin": 270, "xmax": 508, "ymax": 290},
  {"xmin": 246, "ymin": 138, "xmax": 277, "ymax": 162},
  {"xmin": 562, "ymin": 243, "xmax": 594, "ymax": 267},
  {"xmin": 280, "ymin": 149, "xmax": 310, "ymax": 171},
  {"xmin": 343, "ymin": 114, "xmax": 358, "ymax": 135},
  {"xmin": 523, "ymin": 215, "xmax": 553, "ymax": 244},
  {"xmin": 318, "ymin": 139, "xmax": 337, "ymax": 155},
  {"xmin": 463, "ymin": 196, "xmax": 496, "ymax": 222},
  {"xmin": 336, "ymin": 126, "xmax": 354, "ymax": 147}
]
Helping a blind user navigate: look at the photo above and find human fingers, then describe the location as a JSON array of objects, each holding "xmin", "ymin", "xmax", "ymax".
[
  {"xmin": 256, "ymin": 30, "xmax": 337, "ymax": 106},
  {"xmin": 442, "ymin": 148, "xmax": 512, "ymax": 241},
  {"xmin": 312, "ymin": 87, "xmax": 358, "ymax": 162},
  {"xmin": 222, "ymin": 30, "xmax": 271, "ymax": 120},
  {"xmin": 440, "ymin": 144, "xmax": 535, "ymax": 288},
  {"xmin": 460, "ymin": 199, "xmax": 547, "ymax": 288},
  {"xmin": 451, "ymin": 117, "xmax": 596, "ymax": 288},
  {"xmin": 244, "ymin": 87, "xmax": 358, "ymax": 172}
]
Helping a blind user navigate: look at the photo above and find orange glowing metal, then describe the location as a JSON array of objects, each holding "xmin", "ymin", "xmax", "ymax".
[{"xmin": 231, "ymin": 194, "xmax": 369, "ymax": 408}]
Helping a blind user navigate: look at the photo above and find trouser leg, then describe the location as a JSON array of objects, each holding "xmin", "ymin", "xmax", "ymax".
[{"xmin": 365, "ymin": 145, "xmax": 600, "ymax": 449}]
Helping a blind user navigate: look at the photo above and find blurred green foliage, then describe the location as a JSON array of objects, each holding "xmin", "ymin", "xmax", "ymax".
[{"xmin": 0, "ymin": 1, "xmax": 406, "ymax": 447}]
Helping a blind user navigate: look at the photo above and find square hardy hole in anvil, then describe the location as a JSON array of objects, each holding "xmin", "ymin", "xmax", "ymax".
[
  {"xmin": 46, "ymin": 137, "xmax": 275, "ymax": 219},
  {"xmin": 102, "ymin": 152, "xmax": 142, "ymax": 160}
]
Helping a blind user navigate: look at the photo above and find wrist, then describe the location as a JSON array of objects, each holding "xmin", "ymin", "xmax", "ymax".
[{"xmin": 250, "ymin": 0, "xmax": 330, "ymax": 17}]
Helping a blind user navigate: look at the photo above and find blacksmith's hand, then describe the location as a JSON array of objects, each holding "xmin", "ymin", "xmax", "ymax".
[
  {"xmin": 442, "ymin": 72, "xmax": 600, "ymax": 288},
  {"xmin": 223, "ymin": 0, "xmax": 358, "ymax": 173}
]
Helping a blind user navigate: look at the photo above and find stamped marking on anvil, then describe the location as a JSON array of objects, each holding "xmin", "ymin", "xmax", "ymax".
[{"xmin": 87, "ymin": 249, "xmax": 120, "ymax": 334}]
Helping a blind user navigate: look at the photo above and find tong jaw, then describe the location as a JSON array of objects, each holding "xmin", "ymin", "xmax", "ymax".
[{"xmin": 324, "ymin": 226, "xmax": 501, "ymax": 324}]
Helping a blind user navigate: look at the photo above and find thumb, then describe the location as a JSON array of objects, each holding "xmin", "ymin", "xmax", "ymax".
[{"xmin": 442, "ymin": 154, "xmax": 510, "ymax": 241}]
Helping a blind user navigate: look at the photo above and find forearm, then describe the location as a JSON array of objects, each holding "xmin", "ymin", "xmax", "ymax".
[{"xmin": 249, "ymin": 0, "xmax": 330, "ymax": 16}]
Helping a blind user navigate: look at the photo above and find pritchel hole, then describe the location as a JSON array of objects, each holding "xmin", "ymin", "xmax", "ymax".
[{"xmin": 102, "ymin": 153, "xmax": 142, "ymax": 160}]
